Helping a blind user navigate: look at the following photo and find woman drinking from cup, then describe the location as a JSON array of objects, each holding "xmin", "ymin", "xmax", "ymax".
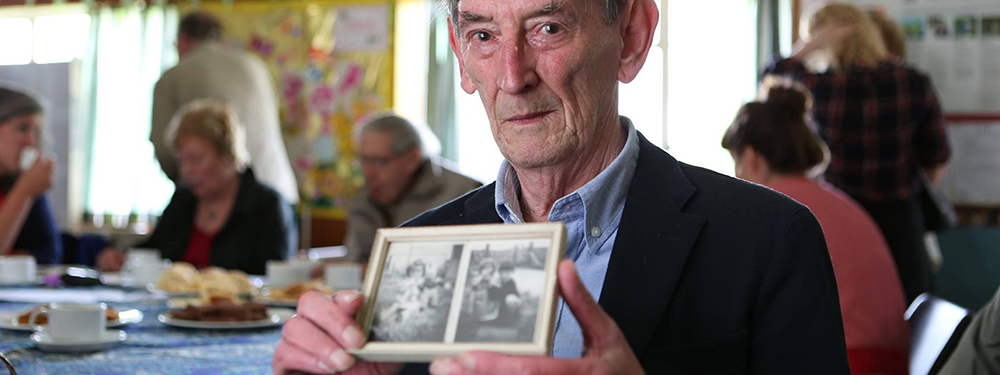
[
  {"xmin": 0, "ymin": 87, "xmax": 60, "ymax": 264},
  {"xmin": 97, "ymin": 100, "xmax": 295, "ymax": 274}
]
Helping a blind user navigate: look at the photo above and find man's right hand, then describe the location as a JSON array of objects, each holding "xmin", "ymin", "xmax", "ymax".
[
  {"xmin": 13, "ymin": 156, "xmax": 53, "ymax": 198},
  {"xmin": 272, "ymin": 290, "xmax": 402, "ymax": 375}
]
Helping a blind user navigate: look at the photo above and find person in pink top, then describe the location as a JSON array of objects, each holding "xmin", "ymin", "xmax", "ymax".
[{"xmin": 723, "ymin": 77, "xmax": 911, "ymax": 375}]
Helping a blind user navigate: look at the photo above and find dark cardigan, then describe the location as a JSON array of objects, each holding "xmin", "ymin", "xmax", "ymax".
[
  {"xmin": 137, "ymin": 169, "xmax": 295, "ymax": 275},
  {"xmin": 0, "ymin": 175, "xmax": 62, "ymax": 264}
]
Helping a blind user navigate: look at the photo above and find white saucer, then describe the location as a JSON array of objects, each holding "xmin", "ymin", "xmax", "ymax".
[{"xmin": 31, "ymin": 330, "xmax": 127, "ymax": 353}]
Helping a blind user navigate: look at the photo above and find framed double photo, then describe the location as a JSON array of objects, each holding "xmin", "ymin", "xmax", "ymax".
[{"xmin": 350, "ymin": 223, "xmax": 566, "ymax": 362}]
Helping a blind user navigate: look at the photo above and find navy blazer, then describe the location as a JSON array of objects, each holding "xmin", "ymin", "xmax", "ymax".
[{"xmin": 398, "ymin": 133, "xmax": 850, "ymax": 374}]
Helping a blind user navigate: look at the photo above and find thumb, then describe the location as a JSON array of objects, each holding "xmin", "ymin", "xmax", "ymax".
[
  {"xmin": 332, "ymin": 290, "xmax": 365, "ymax": 316},
  {"xmin": 557, "ymin": 260, "xmax": 621, "ymax": 350}
]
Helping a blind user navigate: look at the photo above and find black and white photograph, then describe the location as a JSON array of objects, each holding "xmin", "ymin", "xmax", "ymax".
[
  {"xmin": 369, "ymin": 242, "xmax": 462, "ymax": 342},
  {"xmin": 354, "ymin": 223, "xmax": 564, "ymax": 362},
  {"xmin": 453, "ymin": 239, "xmax": 550, "ymax": 343}
]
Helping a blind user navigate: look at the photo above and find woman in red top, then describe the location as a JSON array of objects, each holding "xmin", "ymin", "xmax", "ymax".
[
  {"xmin": 97, "ymin": 100, "xmax": 294, "ymax": 274},
  {"xmin": 723, "ymin": 79, "xmax": 911, "ymax": 375}
]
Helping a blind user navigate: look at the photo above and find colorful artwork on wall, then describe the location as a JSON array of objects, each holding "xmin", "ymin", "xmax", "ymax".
[{"xmin": 189, "ymin": 0, "xmax": 394, "ymax": 218}]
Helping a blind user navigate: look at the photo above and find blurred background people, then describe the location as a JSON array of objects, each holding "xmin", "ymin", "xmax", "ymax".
[
  {"xmin": 0, "ymin": 87, "xmax": 60, "ymax": 264},
  {"xmin": 723, "ymin": 78, "xmax": 910, "ymax": 375},
  {"xmin": 151, "ymin": 11, "xmax": 299, "ymax": 206},
  {"xmin": 765, "ymin": 3, "xmax": 951, "ymax": 304},
  {"xmin": 98, "ymin": 100, "xmax": 295, "ymax": 275},
  {"xmin": 342, "ymin": 114, "xmax": 480, "ymax": 264}
]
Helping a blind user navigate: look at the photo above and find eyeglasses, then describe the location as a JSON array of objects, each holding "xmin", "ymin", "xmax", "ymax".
[{"xmin": 356, "ymin": 153, "xmax": 402, "ymax": 168}]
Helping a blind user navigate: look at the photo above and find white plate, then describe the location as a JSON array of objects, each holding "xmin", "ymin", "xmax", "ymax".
[
  {"xmin": 157, "ymin": 307, "xmax": 294, "ymax": 330},
  {"xmin": 31, "ymin": 329, "xmax": 127, "ymax": 353},
  {"xmin": 0, "ymin": 308, "xmax": 143, "ymax": 332}
]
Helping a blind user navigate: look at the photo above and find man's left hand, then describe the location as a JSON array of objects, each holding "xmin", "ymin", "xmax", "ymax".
[{"xmin": 429, "ymin": 260, "xmax": 644, "ymax": 375}]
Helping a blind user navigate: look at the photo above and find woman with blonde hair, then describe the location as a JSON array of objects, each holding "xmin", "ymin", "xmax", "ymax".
[
  {"xmin": 97, "ymin": 100, "xmax": 295, "ymax": 274},
  {"xmin": 766, "ymin": 2, "xmax": 951, "ymax": 305}
]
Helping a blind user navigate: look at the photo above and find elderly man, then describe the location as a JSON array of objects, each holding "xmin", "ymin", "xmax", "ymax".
[
  {"xmin": 151, "ymin": 11, "xmax": 299, "ymax": 205},
  {"xmin": 273, "ymin": 0, "xmax": 851, "ymax": 373},
  {"xmin": 345, "ymin": 114, "xmax": 481, "ymax": 263}
]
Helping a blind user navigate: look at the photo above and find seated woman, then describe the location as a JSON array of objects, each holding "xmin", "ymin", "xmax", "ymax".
[
  {"xmin": 98, "ymin": 100, "xmax": 295, "ymax": 275},
  {"xmin": 0, "ymin": 87, "xmax": 61, "ymax": 264},
  {"xmin": 722, "ymin": 78, "xmax": 910, "ymax": 375}
]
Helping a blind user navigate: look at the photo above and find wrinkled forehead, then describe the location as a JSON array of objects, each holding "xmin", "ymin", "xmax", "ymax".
[{"xmin": 454, "ymin": 0, "xmax": 583, "ymax": 28}]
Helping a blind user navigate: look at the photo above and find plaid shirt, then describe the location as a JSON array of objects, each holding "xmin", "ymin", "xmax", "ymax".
[{"xmin": 765, "ymin": 58, "xmax": 951, "ymax": 202}]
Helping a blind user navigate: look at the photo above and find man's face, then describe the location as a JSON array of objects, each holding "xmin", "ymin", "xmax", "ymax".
[
  {"xmin": 450, "ymin": 0, "xmax": 625, "ymax": 169},
  {"xmin": 500, "ymin": 269, "xmax": 513, "ymax": 282},
  {"xmin": 357, "ymin": 130, "xmax": 422, "ymax": 206},
  {"xmin": 176, "ymin": 34, "xmax": 195, "ymax": 58}
]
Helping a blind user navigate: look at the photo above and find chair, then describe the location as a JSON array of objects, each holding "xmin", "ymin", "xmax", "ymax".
[{"xmin": 905, "ymin": 293, "xmax": 972, "ymax": 375}]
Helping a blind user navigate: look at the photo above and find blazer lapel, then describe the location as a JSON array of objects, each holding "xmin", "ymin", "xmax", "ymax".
[
  {"xmin": 444, "ymin": 183, "xmax": 503, "ymax": 225},
  {"xmin": 599, "ymin": 134, "xmax": 706, "ymax": 359}
]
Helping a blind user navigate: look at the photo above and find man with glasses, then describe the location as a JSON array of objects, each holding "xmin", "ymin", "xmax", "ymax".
[{"xmin": 344, "ymin": 113, "xmax": 481, "ymax": 264}]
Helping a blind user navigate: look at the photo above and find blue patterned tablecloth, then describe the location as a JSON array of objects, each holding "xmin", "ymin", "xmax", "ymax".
[{"xmin": 0, "ymin": 298, "xmax": 283, "ymax": 375}]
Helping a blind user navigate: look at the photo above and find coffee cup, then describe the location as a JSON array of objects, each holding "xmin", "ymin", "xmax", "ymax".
[
  {"xmin": 266, "ymin": 259, "xmax": 317, "ymax": 288},
  {"xmin": 0, "ymin": 255, "xmax": 37, "ymax": 285},
  {"xmin": 124, "ymin": 259, "xmax": 171, "ymax": 287},
  {"xmin": 324, "ymin": 263, "xmax": 363, "ymax": 291},
  {"xmin": 125, "ymin": 248, "xmax": 161, "ymax": 267},
  {"xmin": 30, "ymin": 303, "xmax": 107, "ymax": 342}
]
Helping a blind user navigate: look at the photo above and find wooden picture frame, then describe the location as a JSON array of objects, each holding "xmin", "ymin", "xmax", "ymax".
[{"xmin": 350, "ymin": 223, "xmax": 566, "ymax": 362}]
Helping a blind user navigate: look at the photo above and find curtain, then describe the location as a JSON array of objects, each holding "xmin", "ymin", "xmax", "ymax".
[{"xmin": 81, "ymin": 2, "xmax": 177, "ymax": 226}]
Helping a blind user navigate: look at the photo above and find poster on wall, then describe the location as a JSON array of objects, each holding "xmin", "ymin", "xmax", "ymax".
[{"xmin": 187, "ymin": 0, "xmax": 394, "ymax": 219}]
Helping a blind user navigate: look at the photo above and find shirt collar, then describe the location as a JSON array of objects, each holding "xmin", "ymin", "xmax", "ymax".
[{"xmin": 495, "ymin": 116, "xmax": 641, "ymax": 252}]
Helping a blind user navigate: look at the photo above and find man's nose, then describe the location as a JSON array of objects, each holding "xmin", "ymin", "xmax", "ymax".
[{"xmin": 498, "ymin": 39, "xmax": 538, "ymax": 94}]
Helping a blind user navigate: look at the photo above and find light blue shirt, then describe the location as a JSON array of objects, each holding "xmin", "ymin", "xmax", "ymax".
[{"xmin": 494, "ymin": 117, "xmax": 640, "ymax": 358}]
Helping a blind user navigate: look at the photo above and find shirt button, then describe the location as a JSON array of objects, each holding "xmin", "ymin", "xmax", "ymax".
[{"xmin": 590, "ymin": 226, "xmax": 602, "ymax": 238}]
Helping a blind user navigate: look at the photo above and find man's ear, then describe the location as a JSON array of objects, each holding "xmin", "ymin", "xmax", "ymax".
[
  {"xmin": 449, "ymin": 20, "xmax": 478, "ymax": 94},
  {"xmin": 617, "ymin": 0, "xmax": 659, "ymax": 83}
]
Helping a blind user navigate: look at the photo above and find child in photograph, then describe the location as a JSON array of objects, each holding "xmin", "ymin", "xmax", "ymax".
[
  {"xmin": 381, "ymin": 260, "xmax": 439, "ymax": 323},
  {"xmin": 488, "ymin": 262, "xmax": 522, "ymax": 326}
]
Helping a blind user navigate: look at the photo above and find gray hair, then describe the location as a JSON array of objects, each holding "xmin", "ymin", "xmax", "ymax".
[
  {"xmin": 440, "ymin": 0, "xmax": 628, "ymax": 33},
  {"xmin": 0, "ymin": 87, "xmax": 43, "ymax": 125},
  {"xmin": 356, "ymin": 113, "xmax": 426, "ymax": 158}
]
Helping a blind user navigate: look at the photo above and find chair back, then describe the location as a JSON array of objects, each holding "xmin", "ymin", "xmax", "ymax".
[{"xmin": 905, "ymin": 293, "xmax": 972, "ymax": 375}]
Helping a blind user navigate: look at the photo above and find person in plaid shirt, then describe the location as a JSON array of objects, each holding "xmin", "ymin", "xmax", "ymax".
[{"xmin": 765, "ymin": 3, "xmax": 951, "ymax": 305}]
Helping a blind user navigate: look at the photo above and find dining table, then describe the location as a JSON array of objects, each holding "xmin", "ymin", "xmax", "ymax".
[{"xmin": 0, "ymin": 283, "xmax": 287, "ymax": 375}]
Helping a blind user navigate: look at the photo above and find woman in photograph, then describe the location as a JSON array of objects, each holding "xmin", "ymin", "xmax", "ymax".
[
  {"xmin": 96, "ymin": 100, "xmax": 296, "ymax": 275},
  {"xmin": 0, "ymin": 87, "xmax": 61, "ymax": 264}
]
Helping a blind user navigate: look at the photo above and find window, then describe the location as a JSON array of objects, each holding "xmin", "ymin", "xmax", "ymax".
[
  {"xmin": 664, "ymin": 0, "xmax": 757, "ymax": 175},
  {"xmin": 0, "ymin": 18, "xmax": 32, "ymax": 66},
  {"xmin": 33, "ymin": 14, "xmax": 91, "ymax": 64}
]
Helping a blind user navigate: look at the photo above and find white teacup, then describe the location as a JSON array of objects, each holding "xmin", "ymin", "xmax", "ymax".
[
  {"xmin": 0, "ymin": 255, "xmax": 37, "ymax": 285},
  {"xmin": 124, "ymin": 248, "xmax": 161, "ymax": 267},
  {"xmin": 124, "ymin": 259, "xmax": 171, "ymax": 287},
  {"xmin": 31, "ymin": 303, "xmax": 107, "ymax": 342},
  {"xmin": 324, "ymin": 263, "xmax": 363, "ymax": 291},
  {"xmin": 266, "ymin": 260, "xmax": 317, "ymax": 288}
]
